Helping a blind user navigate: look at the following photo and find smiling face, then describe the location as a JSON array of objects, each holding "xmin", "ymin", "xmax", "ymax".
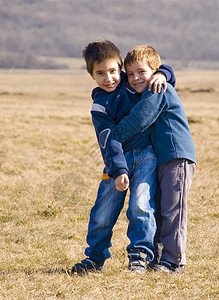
[
  {"xmin": 126, "ymin": 60, "xmax": 154, "ymax": 93},
  {"xmin": 92, "ymin": 58, "xmax": 121, "ymax": 92}
]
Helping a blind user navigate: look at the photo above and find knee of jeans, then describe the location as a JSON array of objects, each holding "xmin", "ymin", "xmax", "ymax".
[
  {"xmin": 90, "ymin": 210, "xmax": 111, "ymax": 229},
  {"xmin": 127, "ymin": 203, "xmax": 154, "ymax": 220}
]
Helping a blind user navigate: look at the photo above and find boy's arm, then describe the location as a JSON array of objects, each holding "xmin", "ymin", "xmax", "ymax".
[
  {"xmin": 114, "ymin": 88, "xmax": 165, "ymax": 143},
  {"xmin": 156, "ymin": 64, "xmax": 176, "ymax": 87},
  {"xmin": 91, "ymin": 103, "xmax": 129, "ymax": 180},
  {"xmin": 148, "ymin": 64, "xmax": 176, "ymax": 93}
]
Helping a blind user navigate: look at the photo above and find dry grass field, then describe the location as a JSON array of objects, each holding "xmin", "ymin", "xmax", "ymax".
[{"xmin": 0, "ymin": 68, "xmax": 218, "ymax": 299}]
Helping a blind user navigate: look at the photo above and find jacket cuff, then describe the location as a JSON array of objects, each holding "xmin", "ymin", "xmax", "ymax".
[
  {"xmin": 111, "ymin": 168, "xmax": 128, "ymax": 180},
  {"xmin": 155, "ymin": 68, "xmax": 170, "ymax": 81}
]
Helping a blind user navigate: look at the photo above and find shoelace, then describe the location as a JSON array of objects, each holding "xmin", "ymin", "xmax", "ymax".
[{"xmin": 128, "ymin": 251, "xmax": 148, "ymax": 267}]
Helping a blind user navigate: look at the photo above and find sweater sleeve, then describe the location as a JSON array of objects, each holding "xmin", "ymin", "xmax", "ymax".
[
  {"xmin": 156, "ymin": 64, "xmax": 176, "ymax": 87},
  {"xmin": 91, "ymin": 101, "xmax": 128, "ymax": 179},
  {"xmin": 114, "ymin": 87, "xmax": 166, "ymax": 143}
]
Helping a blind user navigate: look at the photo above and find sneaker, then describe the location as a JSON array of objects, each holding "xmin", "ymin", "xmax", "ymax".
[
  {"xmin": 71, "ymin": 257, "xmax": 104, "ymax": 276},
  {"xmin": 128, "ymin": 249, "xmax": 148, "ymax": 273},
  {"xmin": 148, "ymin": 260, "xmax": 184, "ymax": 274}
]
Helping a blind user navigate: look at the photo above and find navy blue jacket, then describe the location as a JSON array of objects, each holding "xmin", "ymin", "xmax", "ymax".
[
  {"xmin": 115, "ymin": 83, "xmax": 196, "ymax": 167},
  {"xmin": 91, "ymin": 65, "xmax": 176, "ymax": 178}
]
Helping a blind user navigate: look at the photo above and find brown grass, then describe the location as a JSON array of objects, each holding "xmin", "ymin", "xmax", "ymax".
[{"xmin": 0, "ymin": 68, "xmax": 218, "ymax": 299}]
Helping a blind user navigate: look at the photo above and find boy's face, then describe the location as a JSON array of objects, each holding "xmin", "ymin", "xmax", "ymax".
[
  {"xmin": 126, "ymin": 60, "xmax": 154, "ymax": 93},
  {"xmin": 92, "ymin": 58, "xmax": 121, "ymax": 92}
]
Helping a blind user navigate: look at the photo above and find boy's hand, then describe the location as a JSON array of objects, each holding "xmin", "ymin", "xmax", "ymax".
[
  {"xmin": 148, "ymin": 72, "xmax": 167, "ymax": 93},
  {"xmin": 115, "ymin": 174, "xmax": 129, "ymax": 192}
]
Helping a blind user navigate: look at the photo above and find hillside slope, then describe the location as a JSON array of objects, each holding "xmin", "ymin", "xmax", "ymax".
[{"xmin": 0, "ymin": 0, "xmax": 218, "ymax": 68}]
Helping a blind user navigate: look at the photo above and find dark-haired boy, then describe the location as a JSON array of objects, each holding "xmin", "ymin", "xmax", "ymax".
[{"xmin": 71, "ymin": 40, "xmax": 176, "ymax": 275}]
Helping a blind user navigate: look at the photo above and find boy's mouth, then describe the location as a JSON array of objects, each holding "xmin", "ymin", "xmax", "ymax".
[
  {"xmin": 134, "ymin": 81, "xmax": 144, "ymax": 87},
  {"xmin": 105, "ymin": 82, "xmax": 115, "ymax": 88}
]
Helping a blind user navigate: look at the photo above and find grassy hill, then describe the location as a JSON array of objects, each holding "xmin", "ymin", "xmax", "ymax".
[{"xmin": 0, "ymin": 0, "xmax": 218, "ymax": 69}]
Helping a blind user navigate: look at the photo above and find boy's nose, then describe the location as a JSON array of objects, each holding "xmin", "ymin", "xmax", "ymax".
[
  {"xmin": 105, "ymin": 73, "xmax": 113, "ymax": 82},
  {"xmin": 133, "ymin": 73, "xmax": 139, "ymax": 80}
]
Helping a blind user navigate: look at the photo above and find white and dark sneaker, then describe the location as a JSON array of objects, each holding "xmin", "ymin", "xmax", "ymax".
[
  {"xmin": 128, "ymin": 249, "xmax": 149, "ymax": 273},
  {"xmin": 148, "ymin": 260, "xmax": 185, "ymax": 274}
]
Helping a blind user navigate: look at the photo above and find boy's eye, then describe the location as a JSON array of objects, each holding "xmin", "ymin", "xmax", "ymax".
[{"xmin": 110, "ymin": 69, "xmax": 118, "ymax": 74}]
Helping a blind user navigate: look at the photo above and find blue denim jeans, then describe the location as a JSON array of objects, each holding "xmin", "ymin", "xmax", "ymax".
[{"xmin": 85, "ymin": 145, "xmax": 157, "ymax": 262}]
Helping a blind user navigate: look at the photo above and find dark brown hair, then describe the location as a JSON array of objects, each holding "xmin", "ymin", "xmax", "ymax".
[{"xmin": 82, "ymin": 40, "xmax": 123, "ymax": 76}]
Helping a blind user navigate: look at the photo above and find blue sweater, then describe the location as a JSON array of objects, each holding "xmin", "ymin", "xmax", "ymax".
[
  {"xmin": 115, "ymin": 83, "xmax": 196, "ymax": 167},
  {"xmin": 91, "ymin": 65, "xmax": 176, "ymax": 178}
]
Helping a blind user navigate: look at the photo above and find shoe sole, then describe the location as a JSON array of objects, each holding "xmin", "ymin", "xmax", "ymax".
[{"xmin": 148, "ymin": 264, "xmax": 184, "ymax": 274}]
